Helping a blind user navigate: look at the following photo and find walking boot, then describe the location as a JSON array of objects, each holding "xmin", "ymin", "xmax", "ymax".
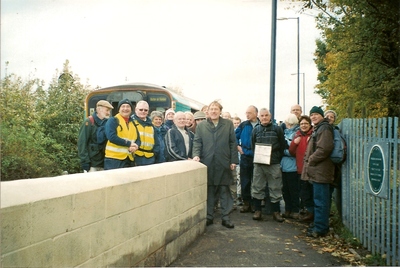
[
  {"xmin": 273, "ymin": 212, "xmax": 284, "ymax": 222},
  {"xmin": 252, "ymin": 210, "xmax": 262, "ymax": 221},
  {"xmin": 282, "ymin": 211, "xmax": 291, "ymax": 218},
  {"xmin": 240, "ymin": 200, "xmax": 252, "ymax": 213},
  {"xmin": 299, "ymin": 211, "xmax": 314, "ymax": 222}
]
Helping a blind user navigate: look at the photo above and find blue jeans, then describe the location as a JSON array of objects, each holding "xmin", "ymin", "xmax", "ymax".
[{"xmin": 312, "ymin": 182, "xmax": 330, "ymax": 234}]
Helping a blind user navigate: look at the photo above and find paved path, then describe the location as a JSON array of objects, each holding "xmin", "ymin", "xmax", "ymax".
[{"xmin": 170, "ymin": 207, "xmax": 347, "ymax": 267}]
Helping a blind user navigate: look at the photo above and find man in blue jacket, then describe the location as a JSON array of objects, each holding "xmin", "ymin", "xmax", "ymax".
[{"xmin": 235, "ymin": 105, "xmax": 259, "ymax": 213}]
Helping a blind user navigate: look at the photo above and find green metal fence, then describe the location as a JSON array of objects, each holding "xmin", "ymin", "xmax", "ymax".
[{"xmin": 340, "ymin": 117, "xmax": 399, "ymax": 265}]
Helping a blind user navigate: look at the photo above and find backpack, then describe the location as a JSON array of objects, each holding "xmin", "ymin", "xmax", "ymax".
[
  {"xmin": 330, "ymin": 128, "xmax": 347, "ymax": 164},
  {"xmin": 312, "ymin": 125, "xmax": 347, "ymax": 164},
  {"xmin": 88, "ymin": 115, "xmax": 95, "ymax": 125}
]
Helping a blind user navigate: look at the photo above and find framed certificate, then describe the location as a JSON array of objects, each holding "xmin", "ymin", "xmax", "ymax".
[{"xmin": 253, "ymin": 143, "xmax": 272, "ymax": 165}]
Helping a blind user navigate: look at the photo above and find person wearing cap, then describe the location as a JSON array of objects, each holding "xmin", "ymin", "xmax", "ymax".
[
  {"xmin": 324, "ymin": 110, "xmax": 337, "ymax": 125},
  {"xmin": 189, "ymin": 110, "xmax": 206, "ymax": 133},
  {"xmin": 324, "ymin": 109, "xmax": 342, "ymax": 219},
  {"xmin": 302, "ymin": 106, "xmax": 334, "ymax": 238},
  {"xmin": 104, "ymin": 99, "xmax": 139, "ymax": 170},
  {"xmin": 78, "ymin": 100, "xmax": 114, "ymax": 172},
  {"xmin": 131, "ymin": 100, "xmax": 160, "ymax": 166},
  {"xmin": 164, "ymin": 108, "xmax": 175, "ymax": 130}
]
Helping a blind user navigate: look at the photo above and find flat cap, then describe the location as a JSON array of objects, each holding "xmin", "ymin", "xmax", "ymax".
[{"xmin": 97, "ymin": 100, "xmax": 114, "ymax": 109}]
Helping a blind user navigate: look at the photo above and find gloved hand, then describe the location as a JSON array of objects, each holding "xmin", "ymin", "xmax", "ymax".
[{"xmin": 82, "ymin": 163, "xmax": 90, "ymax": 173}]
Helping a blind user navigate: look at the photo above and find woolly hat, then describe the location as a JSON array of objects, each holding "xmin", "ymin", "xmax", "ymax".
[
  {"xmin": 324, "ymin": 110, "xmax": 337, "ymax": 120},
  {"xmin": 193, "ymin": 111, "xmax": 206, "ymax": 120},
  {"xmin": 165, "ymin": 108, "xmax": 175, "ymax": 116},
  {"xmin": 117, "ymin": 99, "xmax": 133, "ymax": 111},
  {"xmin": 309, "ymin": 106, "xmax": 324, "ymax": 117}
]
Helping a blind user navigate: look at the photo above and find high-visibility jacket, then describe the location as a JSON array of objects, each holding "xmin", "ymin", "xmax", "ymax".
[
  {"xmin": 105, "ymin": 114, "xmax": 138, "ymax": 160},
  {"xmin": 134, "ymin": 120, "xmax": 155, "ymax": 158}
]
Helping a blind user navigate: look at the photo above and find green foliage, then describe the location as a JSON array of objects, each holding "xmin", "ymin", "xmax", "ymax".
[
  {"xmin": 305, "ymin": 0, "xmax": 400, "ymax": 119},
  {"xmin": 363, "ymin": 253, "xmax": 387, "ymax": 266},
  {"xmin": 1, "ymin": 60, "xmax": 91, "ymax": 180},
  {"xmin": 38, "ymin": 60, "xmax": 91, "ymax": 174},
  {"xmin": 330, "ymin": 204, "xmax": 362, "ymax": 247}
]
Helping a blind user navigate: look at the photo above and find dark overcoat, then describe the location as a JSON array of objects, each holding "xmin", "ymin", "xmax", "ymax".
[{"xmin": 192, "ymin": 117, "xmax": 239, "ymax": 185}]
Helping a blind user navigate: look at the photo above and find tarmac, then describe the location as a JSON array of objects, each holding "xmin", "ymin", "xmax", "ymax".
[{"xmin": 170, "ymin": 205, "xmax": 348, "ymax": 267}]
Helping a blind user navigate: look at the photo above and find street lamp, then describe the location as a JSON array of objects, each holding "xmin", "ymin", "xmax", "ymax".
[
  {"xmin": 277, "ymin": 17, "xmax": 300, "ymax": 105},
  {"xmin": 291, "ymin": 72, "xmax": 305, "ymax": 111}
]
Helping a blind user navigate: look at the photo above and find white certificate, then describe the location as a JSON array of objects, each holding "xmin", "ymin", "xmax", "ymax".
[{"xmin": 253, "ymin": 143, "xmax": 272, "ymax": 165}]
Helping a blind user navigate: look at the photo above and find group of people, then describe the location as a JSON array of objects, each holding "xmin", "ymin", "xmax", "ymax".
[
  {"xmin": 235, "ymin": 104, "xmax": 342, "ymax": 238},
  {"xmin": 78, "ymin": 99, "xmax": 208, "ymax": 171},
  {"xmin": 78, "ymin": 99, "xmax": 343, "ymax": 237}
]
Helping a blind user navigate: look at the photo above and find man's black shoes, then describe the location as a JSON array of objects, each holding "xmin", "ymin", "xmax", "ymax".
[
  {"xmin": 222, "ymin": 220, "xmax": 234, "ymax": 228},
  {"xmin": 206, "ymin": 219, "xmax": 213, "ymax": 226}
]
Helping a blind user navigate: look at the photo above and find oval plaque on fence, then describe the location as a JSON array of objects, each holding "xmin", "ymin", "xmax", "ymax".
[{"xmin": 367, "ymin": 145, "xmax": 385, "ymax": 194}]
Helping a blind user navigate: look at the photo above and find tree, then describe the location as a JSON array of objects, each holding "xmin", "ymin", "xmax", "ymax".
[
  {"xmin": 38, "ymin": 60, "xmax": 91, "ymax": 174},
  {"xmin": 1, "ymin": 60, "xmax": 92, "ymax": 180},
  {"xmin": 304, "ymin": 0, "xmax": 400, "ymax": 119},
  {"xmin": 0, "ymin": 73, "xmax": 60, "ymax": 180}
]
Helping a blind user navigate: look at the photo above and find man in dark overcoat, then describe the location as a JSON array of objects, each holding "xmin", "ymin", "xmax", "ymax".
[{"xmin": 193, "ymin": 101, "xmax": 239, "ymax": 228}]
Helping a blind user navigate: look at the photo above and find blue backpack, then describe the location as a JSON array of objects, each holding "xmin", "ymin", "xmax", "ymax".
[
  {"xmin": 312, "ymin": 125, "xmax": 347, "ymax": 164},
  {"xmin": 330, "ymin": 128, "xmax": 347, "ymax": 164}
]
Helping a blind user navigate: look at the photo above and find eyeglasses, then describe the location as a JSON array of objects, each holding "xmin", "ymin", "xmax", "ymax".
[
  {"xmin": 138, "ymin": 109, "xmax": 148, "ymax": 112},
  {"xmin": 300, "ymin": 123, "xmax": 310, "ymax": 125}
]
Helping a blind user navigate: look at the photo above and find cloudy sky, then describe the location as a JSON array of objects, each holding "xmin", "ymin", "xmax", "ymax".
[{"xmin": 1, "ymin": 0, "xmax": 322, "ymax": 121}]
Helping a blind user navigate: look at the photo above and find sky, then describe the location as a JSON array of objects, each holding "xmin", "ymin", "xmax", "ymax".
[{"xmin": 1, "ymin": 0, "xmax": 323, "ymax": 121}]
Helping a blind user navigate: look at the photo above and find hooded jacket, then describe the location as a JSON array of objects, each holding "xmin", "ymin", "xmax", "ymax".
[{"xmin": 301, "ymin": 118, "xmax": 334, "ymax": 183}]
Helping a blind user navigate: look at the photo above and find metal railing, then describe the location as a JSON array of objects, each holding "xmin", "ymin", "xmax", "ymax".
[{"xmin": 340, "ymin": 117, "xmax": 399, "ymax": 265}]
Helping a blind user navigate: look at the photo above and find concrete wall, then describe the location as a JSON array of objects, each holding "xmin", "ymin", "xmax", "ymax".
[{"xmin": 1, "ymin": 161, "xmax": 207, "ymax": 267}]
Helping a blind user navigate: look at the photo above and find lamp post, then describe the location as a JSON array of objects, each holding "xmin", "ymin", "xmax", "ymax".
[
  {"xmin": 277, "ymin": 17, "xmax": 300, "ymax": 105},
  {"xmin": 269, "ymin": 0, "xmax": 278, "ymax": 121},
  {"xmin": 291, "ymin": 72, "xmax": 305, "ymax": 111}
]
